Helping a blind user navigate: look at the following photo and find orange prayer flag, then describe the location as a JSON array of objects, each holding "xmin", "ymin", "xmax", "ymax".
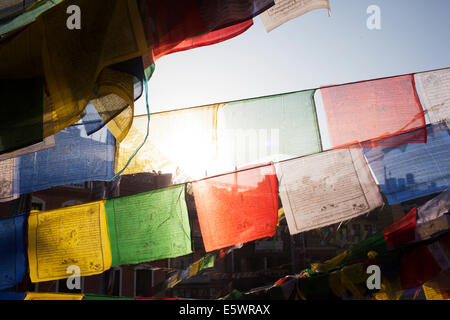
[
  {"xmin": 192, "ymin": 164, "xmax": 278, "ymax": 252},
  {"xmin": 320, "ymin": 74, "xmax": 426, "ymax": 148}
]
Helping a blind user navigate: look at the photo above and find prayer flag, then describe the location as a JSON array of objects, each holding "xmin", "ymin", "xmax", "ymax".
[
  {"xmin": 277, "ymin": 148, "xmax": 383, "ymax": 235},
  {"xmin": 260, "ymin": 0, "xmax": 330, "ymax": 32},
  {"xmin": 16, "ymin": 123, "xmax": 115, "ymax": 195},
  {"xmin": 417, "ymin": 190, "xmax": 450, "ymax": 225},
  {"xmin": 400, "ymin": 237, "xmax": 448, "ymax": 289},
  {"xmin": 192, "ymin": 164, "xmax": 278, "ymax": 252},
  {"xmin": 105, "ymin": 185, "xmax": 192, "ymax": 266},
  {"xmin": 0, "ymin": 214, "xmax": 27, "ymax": 290},
  {"xmin": 27, "ymin": 201, "xmax": 112, "ymax": 282},
  {"xmin": 0, "ymin": 291, "xmax": 25, "ymax": 300},
  {"xmin": 115, "ymin": 105, "xmax": 220, "ymax": 183},
  {"xmin": 217, "ymin": 90, "xmax": 322, "ymax": 171},
  {"xmin": 423, "ymin": 279, "xmax": 450, "ymax": 300},
  {"xmin": 415, "ymin": 68, "xmax": 450, "ymax": 126},
  {"xmin": 24, "ymin": 292, "xmax": 84, "ymax": 300},
  {"xmin": 363, "ymin": 123, "xmax": 450, "ymax": 204},
  {"xmin": 0, "ymin": 0, "xmax": 63, "ymax": 37},
  {"xmin": 139, "ymin": 0, "xmax": 274, "ymax": 66},
  {"xmin": 0, "ymin": 158, "xmax": 18, "ymax": 203},
  {"xmin": 320, "ymin": 75, "xmax": 426, "ymax": 148},
  {"xmin": 0, "ymin": 136, "xmax": 55, "ymax": 162},
  {"xmin": 0, "ymin": 0, "xmax": 148, "ymax": 148},
  {"xmin": 383, "ymin": 208, "xmax": 417, "ymax": 249}
]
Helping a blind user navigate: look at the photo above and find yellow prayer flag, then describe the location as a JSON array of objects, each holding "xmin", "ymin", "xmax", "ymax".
[
  {"xmin": 25, "ymin": 292, "xmax": 84, "ymax": 300},
  {"xmin": 423, "ymin": 280, "xmax": 450, "ymax": 300},
  {"xmin": 115, "ymin": 104, "xmax": 222, "ymax": 182},
  {"xmin": 27, "ymin": 201, "xmax": 112, "ymax": 282}
]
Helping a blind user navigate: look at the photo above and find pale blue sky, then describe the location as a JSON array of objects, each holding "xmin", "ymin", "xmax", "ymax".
[{"xmin": 135, "ymin": 0, "xmax": 450, "ymax": 115}]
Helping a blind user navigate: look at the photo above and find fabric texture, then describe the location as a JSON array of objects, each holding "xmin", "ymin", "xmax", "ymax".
[
  {"xmin": 192, "ymin": 164, "xmax": 279, "ymax": 252},
  {"xmin": 0, "ymin": 214, "xmax": 27, "ymax": 290},
  {"xmin": 217, "ymin": 90, "xmax": 322, "ymax": 171},
  {"xmin": 24, "ymin": 292, "xmax": 84, "ymax": 300},
  {"xmin": 105, "ymin": 184, "xmax": 192, "ymax": 266},
  {"xmin": 277, "ymin": 148, "xmax": 383, "ymax": 235},
  {"xmin": 0, "ymin": 0, "xmax": 148, "ymax": 149},
  {"xmin": 15, "ymin": 123, "xmax": 115, "ymax": 195},
  {"xmin": 383, "ymin": 208, "xmax": 417, "ymax": 249},
  {"xmin": 139, "ymin": 0, "xmax": 274, "ymax": 67},
  {"xmin": 115, "ymin": 105, "xmax": 220, "ymax": 183},
  {"xmin": 321, "ymin": 75, "xmax": 426, "ymax": 148},
  {"xmin": 415, "ymin": 68, "xmax": 450, "ymax": 126},
  {"xmin": 0, "ymin": 158, "xmax": 18, "ymax": 202},
  {"xmin": 27, "ymin": 201, "xmax": 112, "ymax": 282},
  {"xmin": 0, "ymin": 135, "xmax": 54, "ymax": 161},
  {"xmin": 363, "ymin": 123, "xmax": 450, "ymax": 205},
  {"xmin": 0, "ymin": 0, "xmax": 62, "ymax": 37},
  {"xmin": 260, "ymin": 0, "xmax": 330, "ymax": 32}
]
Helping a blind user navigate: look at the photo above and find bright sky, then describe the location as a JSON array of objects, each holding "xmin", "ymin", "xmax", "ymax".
[{"xmin": 135, "ymin": 0, "xmax": 450, "ymax": 115}]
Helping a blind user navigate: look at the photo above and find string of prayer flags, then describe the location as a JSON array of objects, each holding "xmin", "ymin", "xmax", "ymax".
[
  {"xmin": 27, "ymin": 201, "xmax": 112, "ymax": 282},
  {"xmin": 0, "ymin": 0, "xmax": 148, "ymax": 149},
  {"xmin": 363, "ymin": 122, "xmax": 450, "ymax": 205},
  {"xmin": 320, "ymin": 74, "xmax": 426, "ymax": 148},
  {"xmin": 192, "ymin": 164, "xmax": 278, "ymax": 252},
  {"xmin": 105, "ymin": 184, "xmax": 192, "ymax": 267},
  {"xmin": 415, "ymin": 68, "xmax": 450, "ymax": 126},
  {"xmin": 15, "ymin": 123, "xmax": 115, "ymax": 195},
  {"xmin": 276, "ymin": 148, "xmax": 383, "ymax": 235},
  {"xmin": 115, "ymin": 105, "xmax": 220, "ymax": 183},
  {"xmin": 260, "ymin": 0, "xmax": 330, "ymax": 32},
  {"xmin": 24, "ymin": 292, "xmax": 84, "ymax": 300},
  {"xmin": 217, "ymin": 90, "xmax": 322, "ymax": 171},
  {"xmin": 0, "ymin": 214, "xmax": 27, "ymax": 290}
]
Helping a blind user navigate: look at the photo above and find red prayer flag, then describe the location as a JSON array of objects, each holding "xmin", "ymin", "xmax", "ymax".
[
  {"xmin": 192, "ymin": 164, "xmax": 279, "ymax": 252},
  {"xmin": 400, "ymin": 244, "xmax": 442, "ymax": 289},
  {"xmin": 152, "ymin": 19, "xmax": 253, "ymax": 61},
  {"xmin": 383, "ymin": 208, "xmax": 417, "ymax": 249},
  {"xmin": 321, "ymin": 75, "xmax": 426, "ymax": 148}
]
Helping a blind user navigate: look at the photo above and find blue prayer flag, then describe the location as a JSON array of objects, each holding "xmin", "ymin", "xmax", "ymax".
[
  {"xmin": 0, "ymin": 214, "xmax": 27, "ymax": 290},
  {"xmin": 363, "ymin": 123, "xmax": 450, "ymax": 204}
]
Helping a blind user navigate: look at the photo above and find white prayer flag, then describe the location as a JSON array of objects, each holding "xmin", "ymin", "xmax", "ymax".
[
  {"xmin": 259, "ymin": 0, "xmax": 330, "ymax": 32},
  {"xmin": 276, "ymin": 148, "xmax": 383, "ymax": 235}
]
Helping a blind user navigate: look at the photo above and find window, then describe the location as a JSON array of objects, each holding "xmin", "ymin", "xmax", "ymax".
[
  {"xmin": 61, "ymin": 200, "xmax": 83, "ymax": 207},
  {"xmin": 31, "ymin": 196, "xmax": 45, "ymax": 211},
  {"xmin": 134, "ymin": 268, "xmax": 152, "ymax": 297},
  {"xmin": 105, "ymin": 268, "xmax": 122, "ymax": 297}
]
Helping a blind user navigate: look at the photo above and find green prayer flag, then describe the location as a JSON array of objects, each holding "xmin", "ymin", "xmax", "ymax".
[
  {"xmin": 0, "ymin": 0, "xmax": 64, "ymax": 37},
  {"xmin": 217, "ymin": 89, "xmax": 322, "ymax": 169},
  {"xmin": 83, "ymin": 294, "xmax": 134, "ymax": 300},
  {"xmin": 105, "ymin": 185, "xmax": 192, "ymax": 267},
  {"xmin": 345, "ymin": 231, "xmax": 388, "ymax": 264},
  {"xmin": 200, "ymin": 253, "xmax": 215, "ymax": 270},
  {"xmin": 0, "ymin": 78, "xmax": 43, "ymax": 153}
]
